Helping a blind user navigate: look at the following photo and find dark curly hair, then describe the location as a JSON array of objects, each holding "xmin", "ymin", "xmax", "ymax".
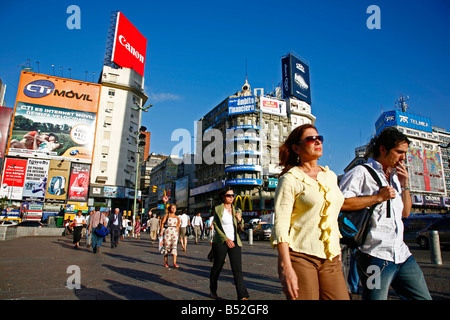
[{"xmin": 366, "ymin": 127, "xmax": 410, "ymax": 159}]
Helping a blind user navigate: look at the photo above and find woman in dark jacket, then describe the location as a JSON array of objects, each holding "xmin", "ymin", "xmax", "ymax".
[{"xmin": 209, "ymin": 186, "xmax": 249, "ymax": 300}]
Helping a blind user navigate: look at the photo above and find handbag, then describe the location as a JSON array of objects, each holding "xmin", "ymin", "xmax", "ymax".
[
  {"xmin": 95, "ymin": 223, "xmax": 109, "ymax": 237},
  {"xmin": 339, "ymin": 164, "xmax": 390, "ymax": 249}
]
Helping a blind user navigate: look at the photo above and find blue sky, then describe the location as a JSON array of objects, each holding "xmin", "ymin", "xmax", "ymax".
[{"xmin": 1, "ymin": 0, "xmax": 449, "ymax": 174}]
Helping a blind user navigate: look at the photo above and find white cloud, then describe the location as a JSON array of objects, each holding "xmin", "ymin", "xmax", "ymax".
[{"xmin": 148, "ymin": 92, "xmax": 182, "ymax": 102}]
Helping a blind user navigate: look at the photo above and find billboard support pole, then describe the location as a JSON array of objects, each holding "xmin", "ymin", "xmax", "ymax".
[{"xmin": 8, "ymin": 165, "xmax": 16, "ymax": 207}]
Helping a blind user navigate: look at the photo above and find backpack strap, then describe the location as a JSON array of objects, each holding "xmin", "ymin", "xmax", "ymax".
[{"xmin": 361, "ymin": 164, "xmax": 391, "ymax": 218}]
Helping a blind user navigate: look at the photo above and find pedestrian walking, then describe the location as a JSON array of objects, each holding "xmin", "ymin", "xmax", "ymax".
[
  {"xmin": 179, "ymin": 209, "xmax": 190, "ymax": 251},
  {"xmin": 148, "ymin": 213, "xmax": 160, "ymax": 244},
  {"xmin": 192, "ymin": 212, "xmax": 203, "ymax": 244},
  {"xmin": 72, "ymin": 210, "xmax": 86, "ymax": 249},
  {"xmin": 85, "ymin": 210, "xmax": 93, "ymax": 248},
  {"xmin": 339, "ymin": 127, "xmax": 432, "ymax": 300},
  {"xmin": 207, "ymin": 214, "xmax": 214, "ymax": 244},
  {"xmin": 108, "ymin": 208, "xmax": 122, "ymax": 248},
  {"xmin": 272, "ymin": 124, "xmax": 349, "ymax": 300},
  {"xmin": 134, "ymin": 216, "xmax": 141, "ymax": 239},
  {"xmin": 89, "ymin": 206, "xmax": 107, "ymax": 254},
  {"xmin": 160, "ymin": 204, "xmax": 180, "ymax": 268},
  {"xmin": 209, "ymin": 187, "xmax": 249, "ymax": 300}
]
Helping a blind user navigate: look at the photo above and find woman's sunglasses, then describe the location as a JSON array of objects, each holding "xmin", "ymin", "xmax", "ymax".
[
  {"xmin": 224, "ymin": 194, "xmax": 235, "ymax": 198},
  {"xmin": 296, "ymin": 135, "xmax": 324, "ymax": 145}
]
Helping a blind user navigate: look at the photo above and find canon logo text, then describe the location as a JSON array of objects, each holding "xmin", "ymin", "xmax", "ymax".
[{"xmin": 119, "ymin": 35, "xmax": 144, "ymax": 63}]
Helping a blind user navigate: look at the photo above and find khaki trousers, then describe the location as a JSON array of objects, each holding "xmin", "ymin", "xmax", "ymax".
[{"xmin": 289, "ymin": 250, "xmax": 350, "ymax": 300}]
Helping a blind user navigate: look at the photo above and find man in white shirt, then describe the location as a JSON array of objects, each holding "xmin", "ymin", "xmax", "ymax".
[
  {"xmin": 339, "ymin": 127, "xmax": 431, "ymax": 300},
  {"xmin": 191, "ymin": 213, "xmax": 203, "ymax": 244},
  {"xmin": 179, "ymin": 210, "xmax": 190, "ymax": 251}
]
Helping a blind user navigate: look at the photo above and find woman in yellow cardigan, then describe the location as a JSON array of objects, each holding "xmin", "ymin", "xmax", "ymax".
[
  {"xmin": 209, "ymin": 186, "xmax": 249, "ymax": 300},
  {"xmin": 272, "ymin": 124, "xmax": 349, "ymax": 300}
]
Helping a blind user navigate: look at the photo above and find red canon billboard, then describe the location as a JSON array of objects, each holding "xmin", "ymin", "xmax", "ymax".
[{"xmin": 111, "ymin": 12, "xmax": 147, "ymax": 77}]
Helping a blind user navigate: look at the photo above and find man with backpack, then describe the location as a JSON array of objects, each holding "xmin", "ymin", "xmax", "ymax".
[
  {"xmin": 88, "ymin": 206, "xmax": 107, "ymax": 254},
  {"xmin": 339, "ymin": 127, "xmax": 431, "ymax": 300}
]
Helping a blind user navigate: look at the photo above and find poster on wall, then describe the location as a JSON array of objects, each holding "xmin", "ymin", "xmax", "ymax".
[
  {"xmin": 67, "ymin": 163, "xmax": 90, "ymax": 201},
  {"xmin": 0, "ymin": 158, "xmax": 28, "ymax": 200},
  {"xmin": 45, "ymin": 159, "xmax": 71, "ymax": 203},
  {"xmin": 407, "ymin": 147, "xmax": 445, "ymax": 194},
  {"xmin": 22, "ymin": 158, "xmax": 50, "ymax": 202}
]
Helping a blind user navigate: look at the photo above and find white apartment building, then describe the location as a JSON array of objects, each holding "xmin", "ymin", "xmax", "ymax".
[{"xmin": 90, "ymin": 66, "xmax": 148, "ymax": 199}]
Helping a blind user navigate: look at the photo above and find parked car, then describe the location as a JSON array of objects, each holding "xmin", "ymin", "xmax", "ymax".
[
  {"xmin": 253, "ymin": 223, "xmax": 273, "ymax": 241},
  {"xmin": 16, "ymin": 220, "xmax": 44, "ymax": 228},
  {"xmin": 416, "ymin": 218, "xmax": 450, "ymax": 249},
  {"xmin": 0, "ymin": 218, "xmax": 21, "ymax": 226}
]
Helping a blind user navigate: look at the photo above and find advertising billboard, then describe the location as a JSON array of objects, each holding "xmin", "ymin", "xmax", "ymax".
[
  {"xmin": 282, "ymin": 54, "xmax": 311, "ymax": 104},
  {"xmin": 7, "ymin": 71, "xmax": 100, "ymax": 163},
  {"xmin": 228, "ymin": 96, "xmax": 255, "ymax": 115},
  {"xmin": 45, "ymin": 159, "xmax": 71, "ymax": 203},
  {"xmin": 407, "ymin": 147, "xmax": 445, "ymax": 194},
  {"xmin": 22, "ymin": 158, "xmax": 50, "ymax": 202},
  {"xmin": 68, "ymin": 162, "xmax": 90, "ymax": 201},
  {"xmin": 175, "ymin": 176, "xmax": 189, "ymax": 208},
  {"xmin": 0, "ymin": 158, "xmax": 28, "ymax": 200},
  {"xmin": 0, "ymin": 107, "xmax": 13, "ymax": 164},
  {"xmin": 111, "ymin": 12, "xmax": 147, "ymax": 77},
  {"xmin": 260, "ymin": 96, "xmax": 287, "ymax": 117},
  {"xmin": 375, "ymin": 110, "xmax": 432, "ymax": 135}
]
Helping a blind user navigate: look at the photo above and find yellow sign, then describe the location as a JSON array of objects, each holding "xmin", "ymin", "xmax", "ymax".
[{"xmin": 234, "ymin": 195, "xmax": 252, "ymax": 211}]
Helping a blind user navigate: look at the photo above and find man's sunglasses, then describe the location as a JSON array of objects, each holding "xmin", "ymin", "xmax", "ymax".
[{"xmin": 296, "ymin": 135, "xmax": 324, "ymax": 145}]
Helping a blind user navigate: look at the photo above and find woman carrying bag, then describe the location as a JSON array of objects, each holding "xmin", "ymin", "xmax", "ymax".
[{"xmin": 209, "ymin": 187, "xmax": 249, "ymax": 300}]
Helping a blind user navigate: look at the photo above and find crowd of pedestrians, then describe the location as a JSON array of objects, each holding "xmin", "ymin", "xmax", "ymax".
[{"xmin": 61, "ymin": 126, "xmax": 432, "ymax": 301}]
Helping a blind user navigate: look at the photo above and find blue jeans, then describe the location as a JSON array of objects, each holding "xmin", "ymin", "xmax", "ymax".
[
  {"xmin": 91, "ymin": 231, "xmax": 104, "ymax": 252},
  {"xmin": 355, "ymin": 251, "xmax": 432, "ymax": 300}
]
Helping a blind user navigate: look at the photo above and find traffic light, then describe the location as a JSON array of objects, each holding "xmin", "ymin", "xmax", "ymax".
[{"xmin": 152, "ymin": 185, "xmax": 157, "ymax": 193}]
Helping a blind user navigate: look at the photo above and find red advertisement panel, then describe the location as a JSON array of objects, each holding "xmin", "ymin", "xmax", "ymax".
[
  {"xmin": 0, "ymin": 158, "xmax": 28, "ymax": 200},
  {"xmin": 68, "ymin": 162, "xmax": 90, "ymax": 201},
  {"xmin": 111, "ymin": 12, "xmax": 147, "ymax": 76}
]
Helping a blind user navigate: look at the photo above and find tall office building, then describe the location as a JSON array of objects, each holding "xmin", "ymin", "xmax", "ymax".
[{"xmin": 191, "ymin": 78, "xmax": 316, "ymax": 215}]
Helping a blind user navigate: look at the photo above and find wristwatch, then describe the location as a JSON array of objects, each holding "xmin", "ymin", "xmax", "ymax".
[{"xmin": 401, "ymin": 186, "xmax": 410, "ymax": 191}]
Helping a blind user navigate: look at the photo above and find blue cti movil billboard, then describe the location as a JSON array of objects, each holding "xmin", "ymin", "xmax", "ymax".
[
  {"xmin": 375, "ymin": 110, "xmax": 432, "ymax": 135},
  {"xmin": 228, "ymin": 96, "xmax": 255, "ymax": 115},
  {"xmin": 281, "ymin": 53, "xmax": 311, "ymax": 105}
]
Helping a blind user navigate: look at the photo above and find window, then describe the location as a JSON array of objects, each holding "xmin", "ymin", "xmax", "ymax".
[
  {"xmin": 104, "ymin": 116, "xmax": 112, "ymax": 125},
  {"xmin": 108, "ymin": 89, "xmax": 115, "ymax": 97},
  {"xmin": 105, "ymin": 101, "xmax": 114, "ymax": 113}
]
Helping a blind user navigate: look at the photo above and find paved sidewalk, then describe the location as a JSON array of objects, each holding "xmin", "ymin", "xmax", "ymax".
[
  {"xmin": 0, "ymin": 234, "xmax": 284, "ymax": 300},
  {"xmin": 0, "ymin": 233, "xmax": 449, "ymax": 300}
]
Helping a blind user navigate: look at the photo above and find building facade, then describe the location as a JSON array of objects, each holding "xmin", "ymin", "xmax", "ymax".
[
  {"xmin": 190, "ymin": 79, "xmax": 316, "ymax": 218},
  {"xmin": 89, "ymin": 65, "xmax": 148, "ymax": 209},
  {"xmin": 343, "ymin": 106, "xmax": 449, "ymax": 213}
]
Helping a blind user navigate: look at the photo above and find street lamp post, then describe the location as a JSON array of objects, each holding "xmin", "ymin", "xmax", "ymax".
[{"xmin": 131, "ymin": 104, "xmax": 153, "ymax": 236}]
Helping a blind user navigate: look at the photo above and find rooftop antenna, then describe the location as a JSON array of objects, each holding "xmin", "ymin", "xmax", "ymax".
[
  {"xmin": 395, "ymin": 95, "xmax": 409, "ymax": 112},
  {"xmin": 245, "ymin": 58, "xmax": 248, "ymax": 81}
]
